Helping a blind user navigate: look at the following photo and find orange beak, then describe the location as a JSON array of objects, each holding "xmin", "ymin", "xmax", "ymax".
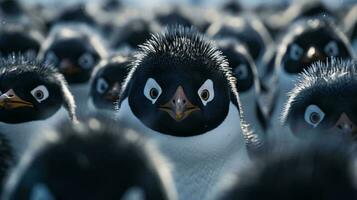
[
  {"xmin": 0, "ymin": 89, "xmax": 33, "ymax": 109},
  {"xmin": 159, "ymin": 86, "xmax": 200, "ymax": 122}
]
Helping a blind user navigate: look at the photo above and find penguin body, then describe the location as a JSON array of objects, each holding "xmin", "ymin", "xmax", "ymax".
[
  {"xmin": 206, "ymin": 14, "xmax": 272, "ymax": 63},
  {"xmin": 269, "ymin": 17, "xmax": 354, "ymax": 143},
  {"xmin": 282, "ymin": 59, "xmax": 357, "ymax": 141},
  {"xmin": 38, "ymin": 23, "xmax": 107, "ymax": 118},
  {"xmin": 89, "ymin": 55, "xmax": 131, "ymax": 114},
  {"xmin": 117, "ymin": 26, "xmax": 260, "ymax": 199},
  {"xmin": 0, "ymin": 132, "xmax": 13, "ymax": 195},
  {"xmin": 0, "ymin": 56, "xmax": 76, "ymax": 158},
  {"xmin": 2, "ymin": 116, "xmax": 176, "ymax": 200}
]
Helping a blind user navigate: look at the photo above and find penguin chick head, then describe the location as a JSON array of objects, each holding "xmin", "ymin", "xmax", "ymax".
[
  {"xmin": 282, "ymin": 59, "xmax": 357, "ymax": 140},
  {"xmin": 39, "ymin": 24, "xmax": 107, "ymax": 84},
  {"xmin": 276, "ymin": 17, "xmax": 354, "ymax": 75},
  {"xmin": 219, "ymin": 140, "xmax": 357, "ymax": 200},
  {"xmin": 0, "ymin": 55, "xmax": 76, "ymax": 123},
  {"xmin": 90, "ymin": 56, "xmax": 131, "ymax": 110},
  {"xmin": 2, "ymin": 116, "xmax": 176, "ymax": 200},
  {"xmin": 123, "ymin": 26, "xmax": 238, "ymax": 136}
]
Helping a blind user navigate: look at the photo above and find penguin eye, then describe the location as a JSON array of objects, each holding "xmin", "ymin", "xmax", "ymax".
[
  {"xmin": 289, "ymin": 44, "xmax": 304, "ymax": 61},
  {"xmin": 96, "ymin": 78, "xmax": 109, "ymax": 94},
  {"xmin": 144, "ymin": 78, "xmax": 162, "ymax": 104},
  {"xmin": 304, "ymin": 104, "xmax": 325, "ymax": 128},
  {"xmin": 30, "ymin": 183, "xmax": 55, "ymax": 200},
  {"xmin": 44, "ymin": 51, "xmax": 59, "ymax": 65},
  {"xmin": 198, "ymin": 79, "xmax": 214, "ymax": 106},
  {"xmin": 324, "ymin": 41, "xmax": 339, "ymax": 56},
  {"xmin": 234, "ymin": 64, "xmax": 249, "ymax": 80},
  {"xmin": 78, "ymin": 53, "xmax": 95, "ymax": 69},
  {"xmin": 31, "ymin": 85, "xmax": 49, "ymax": 103}
]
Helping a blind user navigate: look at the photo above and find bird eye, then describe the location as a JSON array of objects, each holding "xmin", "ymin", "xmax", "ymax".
[
  {"xmin": 96, "ymin": 78, "xmax": 109, "ymax": 94},
  {"xmin": 31, "ymin": 85, "xmax": 49, "ymax": 103},
  {"xmin": 234, "ymin": 64, "xmax": 249, "ymax": 80},
  {"xmin": 304, "ymin": 104, "xmax": 325, "ymax": 128},
  {"xmin": 30, "ymin": 183, "xmax": 55, "ymax": 200},
  {"xmin": 198, "ymin": 79, "xmax": 214, "ymax": 106},
  {"xmin": 44, "ymin": 51, "xmax": 59, "ymax": 65},
  {"xmin": 78, "ymin": 53, "xmax": 95, "ymax": 69},
  {"xmin": 144, "ymin": 78, "xmax": 162, "ymax": 104},
  {"xmin": 324, "ymin": 41, "xmax": 339, "ymax": 56},
  {"xmin": 289, "ymin": 43, "xmax": 304, "ymax": 61}
]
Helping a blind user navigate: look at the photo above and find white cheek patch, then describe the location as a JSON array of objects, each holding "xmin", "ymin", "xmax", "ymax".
[
  {"xmin": 143, "ymin": 78, "xmax": 162, "ymax": 104},
  {"xmin": 121, "ymin": 187, "xmax": 145, "ymax": 200},
  {"xmin": 198, "ymin": 79, "xmax": 215, "ymax": 106},
  {"xmin": 30, "ymin": 183, "xmax": 55, "ymax": 200}
]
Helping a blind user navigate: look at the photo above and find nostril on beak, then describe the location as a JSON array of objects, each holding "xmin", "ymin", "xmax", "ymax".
[{"xmin": 338, "ymin": 123, "xmax": 353, "ymax": 130}]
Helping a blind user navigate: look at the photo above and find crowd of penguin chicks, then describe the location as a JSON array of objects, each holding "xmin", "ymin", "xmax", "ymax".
[{"xmin": 0, "ymin": 0, "xmax": 356, "ymax": 199}]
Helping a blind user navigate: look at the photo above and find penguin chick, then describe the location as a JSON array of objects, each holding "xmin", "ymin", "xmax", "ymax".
[
  {"xmin": 117, "ymin": 26, "xmax": 261, "ymax": 199},
  {"xmin": 2, "ymin": 116, "xmax": 177, "ymax": 200},
  {"xmin": 268, "ymin": 17, "xmax": 355, "ymax": 142},
  {"xmin": 0, "ymin": 23, "xmax": 44, "ymax": 58},
  {"xmin": 343, "ymin": 5, "xmax": 357, "ymax": 53},
  {"xmin": 206, "ymin": 14, "xmax": 272, "ymax": 62},
  {"xmin": 89, "ymin": 55, "xmax": 131, "ymax": 111},
  {"xmin": 0, "ymin": 55, "xmax": 76, "ymax": 157},
  {"xmin": 218, "ymin": 139, "xmax": 357, "ymax": 200},
  {"xmin": 216, "ymin": 38, "xmax": 267, "ymax": 136},
  {"xmin": 282, "ymin": 59, "xmax": 357, "ymax": 141},
  {"xmin": 38, "ymin": 23, "xmax": 107, "ymax": 84}
]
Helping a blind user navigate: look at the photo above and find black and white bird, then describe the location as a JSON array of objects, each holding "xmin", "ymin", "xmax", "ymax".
[
  {"xmin": 0, "ymin": 55, "xmax": 77, "ymax": 158},
  {"xmin": 117, "ymin": 26, "xmax": 261, "ymax": 199},
  {"xmin": 282, "ymin": 59, "xmax": 357, "ymax": 141},
  {"xmin": 0, "ymin": 23, "xmax": 44, "ymax": 58},
  {"xmin": 38, "ymin": 24, "xmax": 107, "ymax": 118},
  {"xmin": 2, "ymin": 116, "xmax": 176, "ymax": 200},
  {"xmin": 268, "ymin": 17, "xmax": 354, "ymax": 142},
  {"xmin": 216, "ymin": 139, "xmax": 357, "ymax": 200},
  {"xmin": 206, "ymin": 14, "xmax": 272, "ymax": 63},
  {"xmin": 216, "ymin": 38, "xmax": 267, "ymax": 139},
  {"xmin": 89, "ymin": 55, "xmax": 131, "ymax": 113},
  {"xmin": 343, "ymin": 5, "xmax": 357, "ymax": 54}
]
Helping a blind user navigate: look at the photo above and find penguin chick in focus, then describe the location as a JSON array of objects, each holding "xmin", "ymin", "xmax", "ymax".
[
  {"xmin": 282, "ymin": 59, "xmax": 357, "ymax": 141},
  {"xmin": 89, "ymin": 55, "xmax": 131, "ymax": 111},
  {"xmin": 0, "ymin": 55, "xmax": 77, "ymax": 157},
  {"xmin": 0, "ymin": 24, "xmax": 44, "ymax": 58},
  {"xmin": 269, "ymin": 17, "xmax": 354, "ymax": 142},
  {"xmin": 218, "ymin": 140, "xmax": 357, "ymax": 200},
  {"xmin": 207, "ymin": 14, "xmax": 272, "ymax": 62},
  {"xmin": 216, "ymin": 38, "xmax": 267, "ymax": 137},
  {"xmin": 2, "ymin": 116, "xmax": 176, "ymax": 200},
  {"xmin": 117, "ymin": 26, "xmax": 262, "ymax": 199}
]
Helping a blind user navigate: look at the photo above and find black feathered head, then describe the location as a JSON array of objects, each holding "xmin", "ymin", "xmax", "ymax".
[
  {"xmin": 120, "ymin": 26, "xmax": 241, "ymax": 136},
  {"xmin": 282, "ymin": 58, "xmax": 357, "ymax": 140},
  {"xmin": 2, "ymin": 116, "xmax": 176, "ymax": 200},
  {"xmin": 0, "ymin": 55, "xmax": 76, "ymax": 123}
]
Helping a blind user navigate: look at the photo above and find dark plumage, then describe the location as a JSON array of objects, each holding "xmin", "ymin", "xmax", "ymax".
[
  {"xmin": 154, "ymin": 6, "xmax": 193, "ymax": 28},
  {"xmin": 282, "ymin": 59, "xmax": 357, "ymax": 140},
  {"xmin": 50, "ymin": 3, "xmax": 96, "ymax": 27},
  {"xmin": 90, "ymin": 55, "xmax": 131, "ymax": 110},
  {"xmin": 2, "ymin": 116, "xmax": 176, "ymax": 200},
  {"xmin": 219, "ymin": 139, "xmax": 357, "ymax": 200},
  {"xmin": 38, "ymin": 24, "xmax": 107, "ymax": 84},
  {"xmin": 0, "ymin": 55, "xmax": 76, "ymax": 123},
  {"xmin": 0, "ymin": 133, "xmax": 13, "ymax": 195}
]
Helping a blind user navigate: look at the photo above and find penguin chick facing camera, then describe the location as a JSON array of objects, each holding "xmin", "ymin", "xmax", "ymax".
[
  {"xmin": 89, "ymin": 55, "xmax": 131, "ymax": 112},
  {"xmin": 268, "ymin": 17, "xmax": 355, "ymax": 143},
  {"xmin": 2, "ymin": 116, "xmax": 177, "ymax": 200},
  {"xmin": 117, "ymin": 26, "xmax": 262, "ymax": 199},
  {"xmin": 216, "ymin": 38, "xmax": 267, "ymax": 139},
  {"xmin": 282, "ymin": 59, "xmax": 357, "ymax": 142},
  {"xmin": 217, "ymin": 139, "xmax": 357, "ymax": 200},
  {"xmin": 206, "ymin": 14, "xmax": 273, "ymax": 63},
  {"xmin": 38, "ymin": 23, "xmax": 107, "ymax": 118},
  {"xmin": 0, "ymin": 55, "xmax": 77, "ymax": 158},
  {"xmin": 0, "ymin": 23, "xmax": 44, "ymax": 58}
]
